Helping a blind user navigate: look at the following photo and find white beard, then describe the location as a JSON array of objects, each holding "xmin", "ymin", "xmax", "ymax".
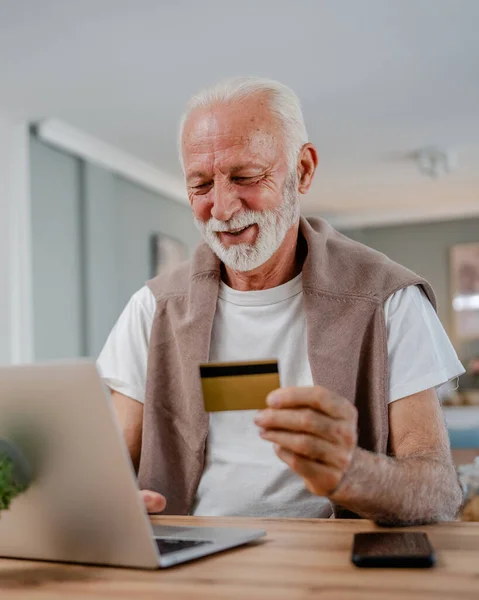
[{"xmin": 195, "ymin": 174, "xmax": 300, "ymax": 272}]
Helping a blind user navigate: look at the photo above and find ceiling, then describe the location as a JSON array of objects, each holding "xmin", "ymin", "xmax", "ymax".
[{"xmin": 1, "ymin": 0, "xmax": 478, "ymax": 225}]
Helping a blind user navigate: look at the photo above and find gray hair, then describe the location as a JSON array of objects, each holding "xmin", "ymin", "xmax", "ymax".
[{"xmin": 178, "ymin": 76, "xmax": 308, "ymax": 172}]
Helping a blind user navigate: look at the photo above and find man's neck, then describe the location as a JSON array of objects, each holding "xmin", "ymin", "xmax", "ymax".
[{"xmin": 221, "ymin": 223, "xmax": 304, "ymax": 291}]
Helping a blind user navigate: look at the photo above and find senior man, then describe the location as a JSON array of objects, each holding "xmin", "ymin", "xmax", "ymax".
[{"xmin": 98, "ymin": 77, "xmax": 464, "ymax": 525}]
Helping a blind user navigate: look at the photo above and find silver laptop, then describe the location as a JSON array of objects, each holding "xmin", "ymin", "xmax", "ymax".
[{"xmin": 0, "ymin": 361, "xmax": 265, "ymax": 568}]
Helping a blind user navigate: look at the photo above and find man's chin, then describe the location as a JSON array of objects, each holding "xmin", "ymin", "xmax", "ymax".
[
  {"xmin": 221, "ymin": 249, "xmax": 271, "ymax": 273},
  {"xmin": 205, "ymin": 239, "xmax": 262, "ymax": 272}
]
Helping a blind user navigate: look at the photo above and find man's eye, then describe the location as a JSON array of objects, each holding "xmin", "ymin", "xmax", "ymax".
[
  {"xmin": 193, "ymin": 182, "xmax": 212, "ymax": 191},
  {"xmin": 233, "ymin": 176, "xmax": 260, "ymax": 184}
]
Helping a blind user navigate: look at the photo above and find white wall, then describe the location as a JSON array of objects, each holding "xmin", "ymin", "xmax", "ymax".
[{"xmin": 0, "ymin": 112, "xmax": 33, "ymax": 364}]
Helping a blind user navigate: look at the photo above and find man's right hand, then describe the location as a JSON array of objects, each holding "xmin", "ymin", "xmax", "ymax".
[
  {"xmin": 109, "ymin": 391, "xmax": 167, "ymax": 514},
  {"xmin": 140, "ymin": 490, "xmax": 167, "ymax": 513}
]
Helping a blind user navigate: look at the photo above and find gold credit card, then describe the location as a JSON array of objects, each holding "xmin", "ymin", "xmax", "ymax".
[{"xmin": 200, "ymin": 360, "xmax": 280, "ymax": 412}]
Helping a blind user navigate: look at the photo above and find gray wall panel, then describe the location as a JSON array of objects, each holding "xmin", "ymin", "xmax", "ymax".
[
  {"xmin": 30, "ymin": 137, "xmax": 83, "ymax": 359},
  {"xmin": 82, "ymin": 163, "xmax": 121, "ymax": 357}
]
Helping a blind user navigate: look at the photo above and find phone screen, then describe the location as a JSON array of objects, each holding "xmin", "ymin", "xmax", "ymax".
[{"xmin": 352, "ymin": 532, "xmax": 436, "ymax": 568}]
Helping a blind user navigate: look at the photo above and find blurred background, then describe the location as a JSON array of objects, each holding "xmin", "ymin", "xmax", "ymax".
[{"xmin": 0, "ymin": 0, "xmax": 478, "ymax": 448}]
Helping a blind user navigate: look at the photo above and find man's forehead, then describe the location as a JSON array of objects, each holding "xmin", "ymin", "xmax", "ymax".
[
  {"xmin": 183, "ymin": 98, "xmax": 280, "ymax": 145},
  {"xmin": 182, "ymin": 109, "xmax": 280, "ymax": 174},
  {"xmin": 184, "ymin": 138, "xmax": 275, "ymax": 180},
  {"xmin": 186, "ymin": 129, "xmax": 274, "ymax": 157}
]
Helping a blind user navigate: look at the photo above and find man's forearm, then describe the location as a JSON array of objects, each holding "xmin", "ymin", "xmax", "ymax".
[{"xmin": 330, "ymin": 447, "xmax": 464, "ymax": 526}]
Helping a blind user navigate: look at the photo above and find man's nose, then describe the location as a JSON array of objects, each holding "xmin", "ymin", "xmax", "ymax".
[{"xmin": 210, "ymin": 180, "xmax": 242, "ymax": 222}]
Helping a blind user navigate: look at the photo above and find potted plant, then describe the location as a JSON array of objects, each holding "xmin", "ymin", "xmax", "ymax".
[{"xmin": 0, "ymin": 439, "xmax": 31, "ymax": 512}]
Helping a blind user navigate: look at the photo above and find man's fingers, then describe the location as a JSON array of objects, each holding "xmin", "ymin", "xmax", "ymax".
[
  {"xmin": 257, "ymin": 386, "xmax": 358, "ymax": 499},
  {"xmin": 140, "ymin": 490, "xmax": 167, "ymax": 514},
  {"xmin": 274, "ymin": 445, "xmax": 319, "ymax": 479},
  {"xmin": 267, "ymin": 386, "xmax": 355, "ymax": 420},
  {"xmin": 273, "ymin": 446, "xmax": 344, "ymax": 496},
  {"xmin": 261, "ymin": 429, "xmax": 351, "ymax": 470},
  {"xmin": 255, "ymin": 408, "xmax": 355, "ymax": 446}
]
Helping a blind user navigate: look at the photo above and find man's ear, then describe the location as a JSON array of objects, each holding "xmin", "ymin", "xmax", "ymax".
[{"xmin": 297, "ymin": 143, "xmax": 319, "ymax": 194}]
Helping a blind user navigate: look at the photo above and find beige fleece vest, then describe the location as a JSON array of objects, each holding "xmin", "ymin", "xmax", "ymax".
[{"xmin": 138, "ymin": 217, "xmax": 436, "ymax": 516}]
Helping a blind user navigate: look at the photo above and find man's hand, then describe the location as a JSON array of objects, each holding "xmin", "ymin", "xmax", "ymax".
[
  {"xmin": 254, "ymin": 387, "xmax": 358, "ymax": 497},
  {"xmin": 140, "ymin": 490, "xmax": 167, "ymax": 513},
  {"xmin": 109, "ymin": 391, "xmax": 167, "ymax": 514}
]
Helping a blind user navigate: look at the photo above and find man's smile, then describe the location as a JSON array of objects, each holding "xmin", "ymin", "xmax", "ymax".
[{"xmin": 217, "ymin": 223, "xmax": 257, "ymax": 245}]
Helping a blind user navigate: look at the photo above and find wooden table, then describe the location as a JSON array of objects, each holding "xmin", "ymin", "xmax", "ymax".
[{"xmin": 1, "ymin": 516, "xmax": 479, "ymax": 599}]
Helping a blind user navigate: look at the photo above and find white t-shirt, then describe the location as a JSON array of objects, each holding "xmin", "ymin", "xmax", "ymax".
[{"xmin": 97, "ymin": 276, "xmax": 464, "ymax": 517}]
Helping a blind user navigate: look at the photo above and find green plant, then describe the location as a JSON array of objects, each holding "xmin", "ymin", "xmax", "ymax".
[{"xmin": 0, "ymin": 454, "xmax": 28, "ymax": 511}]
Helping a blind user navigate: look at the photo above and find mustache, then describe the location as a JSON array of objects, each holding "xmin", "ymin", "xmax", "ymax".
[{"xmin": 204, "ymin": 211, "xmax": 260, "ymax": 233}]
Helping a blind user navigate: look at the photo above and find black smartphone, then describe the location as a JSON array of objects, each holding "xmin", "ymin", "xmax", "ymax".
[{"xmin": 351, "ymin": 532, "xmax": 436, "ymax": 568}]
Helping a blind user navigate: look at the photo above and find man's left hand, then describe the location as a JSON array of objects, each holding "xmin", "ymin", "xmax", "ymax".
[{"xmin": 254, "ymin": 387, "xmax": 358, "ymax": 497}]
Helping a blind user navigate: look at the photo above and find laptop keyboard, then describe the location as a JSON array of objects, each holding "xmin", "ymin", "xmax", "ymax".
[{"xmin": 155, "ymin": 538, "xmax": 213, "ymax": 555}]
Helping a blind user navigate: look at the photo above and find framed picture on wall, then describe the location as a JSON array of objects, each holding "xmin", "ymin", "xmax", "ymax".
[
  {"xmin": 450, "ymin": 243, "xmax": 479, "ymax": 341},
  {"xmin": 150, "ymin": 232, "xmax": 188, "ymax": 278}
]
